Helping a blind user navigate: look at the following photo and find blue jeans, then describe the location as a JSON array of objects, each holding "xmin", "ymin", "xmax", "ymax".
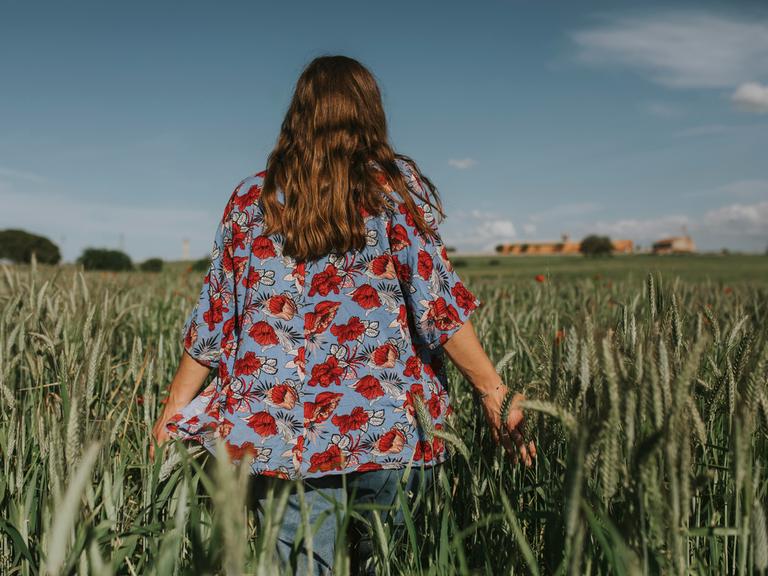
[{"xmin": 249, "ymin": 464, "xmax": 439, "ymax": 575}]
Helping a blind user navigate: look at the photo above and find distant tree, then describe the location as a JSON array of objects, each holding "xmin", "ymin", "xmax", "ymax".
[
  {"xmin": 77, "ymin": 248, "xmax": 133, "ymax": 271},
  {"xmin": 580, "ymin": 235, "xmax": 613, "ymax": 257},
  {"xmin": 192, "ymin": 256, "xmax": 211, "ymax": 272},
  {"xmin": 495, "ymin": 244, "xmax": 504, "ymax": 253},
  {"xmin": 0, "ymin": 229, "xmax": 61, "ymax": 264},
  {"xmin": 140, "ymin": 257, "xmax": 164, "ymax": 272}
]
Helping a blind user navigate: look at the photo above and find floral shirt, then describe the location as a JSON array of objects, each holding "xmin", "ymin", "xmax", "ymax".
[{"xmin": 166, "ymin": 158, "xmax": 482, "ymax": 479}]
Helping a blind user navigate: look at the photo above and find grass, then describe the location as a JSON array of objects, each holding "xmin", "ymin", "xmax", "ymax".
[{"xmin": 0, "ymin": 255, "xmax": 767, "ymax": 575}]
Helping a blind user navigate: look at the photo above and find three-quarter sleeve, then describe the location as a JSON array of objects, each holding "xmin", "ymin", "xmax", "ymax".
[
  {"xmin": 388, "ymin": 163, "xmax": 482, "ymax": 350},
  {"xmin": 181, "ymin": 193, "xmax": 238, "ymax": 369}
]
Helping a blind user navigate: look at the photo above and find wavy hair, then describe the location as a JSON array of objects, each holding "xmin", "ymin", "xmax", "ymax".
[{"xmin": 260, "ymin": 55, "xmax": 444, "ymax": 262}]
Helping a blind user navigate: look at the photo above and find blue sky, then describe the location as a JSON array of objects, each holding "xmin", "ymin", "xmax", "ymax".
[{"xmin": 1, "ymin": 0, "xmax": 767, "ymax": 261}]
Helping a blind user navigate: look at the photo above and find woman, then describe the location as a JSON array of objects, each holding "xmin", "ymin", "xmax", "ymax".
[{"xmin": 150, "ymin": 54, "xmax": 535, "ymax": 574}]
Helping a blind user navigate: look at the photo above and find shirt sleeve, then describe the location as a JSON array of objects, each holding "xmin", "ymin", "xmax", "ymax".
[
  {"xmin": 181, "ymin": 189, "xmax": 239, "ymax": 369},
  {"xmin": 388, "ymin": 164, "xmax": 483, "ymax": 350}
]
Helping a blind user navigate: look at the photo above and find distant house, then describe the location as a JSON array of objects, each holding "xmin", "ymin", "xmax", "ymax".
[
  {"xmin": 652, "ymin": 235, "xmax": 696, "ymax": 254},
  {"xmin": 497, "ymin": 234, "xmax": 634, "ymax": 256}
]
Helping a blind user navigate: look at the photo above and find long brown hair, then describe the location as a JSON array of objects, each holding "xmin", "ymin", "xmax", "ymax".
[{"xmin": 260, "ymin": 55, "xmax": 444, "ymax": 262}]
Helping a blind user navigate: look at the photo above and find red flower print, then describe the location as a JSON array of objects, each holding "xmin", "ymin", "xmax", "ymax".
[
  {"xmin": 330, "ymin": 316, "xmax": 366, "ymax": 343},
  {"xmin": 332, "ymin": 406, "xmax": 370, "ymax": 435},
  {"xmin": 217, "ymin": 418, "xmax": 235, "ymax": 438},
  {"xmin": 249, "ymin": 321, "xmax": 279, "ymax": 346},
  {"xmin": 451, "ymin": 283, "xmax": 478, "ymax": 314},
  {"xmin": 265, "ymin": 294, "xmax": 298, "ymax": 320},
  {"xmin": 246, "ymin": 411, "xmax": 278, "ymax": 436},
  {"xmin": 404, "ymin": 383, "xmax": 426, "ymax": 417},
  {"xmin": 371, "ymin": 342, "xmax": 398, "ymax": 368},
  {"xmin": 266, "ymin": 384, "xmax": 298, "ymax": 409},
  {"xmin": 403, "ymin": 355, "xmax": 422, "ymax": 379},
  {"xmin": 351, "ymin": 284, "xmax": 382, "ymax": 309},
  {"xmin": 304, "ymin": 391, "xmax": 343, "ymax": 425},
  {"xmin": 226, "ymin": 440, "xmax": 260, "ymax": 461},
  {"xmin": 392, "ymin": 256, "xmax": 412, "ymax": 283},
  {"xmin": 253, "ymin": 235, "xmax": 276, "ymax": 259},
  {"xmin": 417, "ymin": 250, "xmax": 433, "ymax": 280},
  {"xmin": 308, "ymin": 263, "xmax": 342, "ymax": 296},
  {"xmin": 352, "ymin": 374, "xmax": 385, "ymax": 400},
  {"xmin": 243, "ymin": 268, "xmax": 263, "ymax": 288},
  {"xmin": 308, "ymin": 444, "xmax": 345, "ymax": 473},
  {"xmin": 414, "ymin": 439, "xmax": 434, "ymax": 462},
  {"xmin": 357, "ymin": 461, "xmax": 383, "ymax": 472},
  {"xmin": 368, "ymin": 254, "xmax": 397, "ymax": 279},
  {"xmin": 234, "ymin": 351, "xmax": 262, "ymax": 376},
  {"xmin": 426, "ymin": 297, "xmax": 462, "ymax": 332},
  {"xmin": 203, "ymin": 297, "xmax": 225, "ymax": 331},
  {"xmin": 309, "ymin": 355, "xmax": 344, "ymax": 387},
  {"xmin": 374, "ymin": 426, "xmax": 406, "ymax": 454},
  {"xmin": 388, "ymin": 223, "xmax": 411, "ymax": 252},
  {"xmin": 427, "ymin": 394, "xmax": 442, "ymax": 418},
  {"xmin": 233, "ymin": 183, "xmax": 262, "ymax": 212},
  {"xmin": 304, "ymin": 300, "xmax": 341, "ymax": 336}
]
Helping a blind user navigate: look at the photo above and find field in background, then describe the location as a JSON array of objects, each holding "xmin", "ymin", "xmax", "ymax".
[{"xmin": 1, "ymin": 257, "xmax": 767, "ymax": 574}]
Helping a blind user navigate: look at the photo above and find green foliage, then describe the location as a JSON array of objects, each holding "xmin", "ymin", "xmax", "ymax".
[
  {"xmin": 580, "ymin": 234, "xmax": 614, "ymax": 257},
  {"xmin": 192, "ymin": 255, "xmax": 211, "ymax": 272},
  {"xmin": 140, "ymin": 257, "xmax": 164, "ymax": 272},
  {"xmin": 0, "ymin": 228, "xmax": 61, "ymax": 264},
  {"xmin": 76, "ymin": 247, "xmax": 133, "ymax": 271}
]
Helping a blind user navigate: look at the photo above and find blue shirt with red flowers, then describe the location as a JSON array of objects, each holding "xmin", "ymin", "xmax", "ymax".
[{"xmin": 166, "ymin": 158, "xmax": 482, "ymax": 479}]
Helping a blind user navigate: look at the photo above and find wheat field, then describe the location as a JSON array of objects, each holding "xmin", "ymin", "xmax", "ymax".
[{"xmin": 0, "ymin": 259, "xmax": 767, "ymax": 575}]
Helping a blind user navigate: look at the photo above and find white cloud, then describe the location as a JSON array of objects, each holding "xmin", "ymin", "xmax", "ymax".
[
  {"xmin": 731, "ymin": 82, "xmax": 768, "ymax": 113},
  {"xmin": 522, "ymin": 222, "xmax": 537, "ymax": 236},
  {"xmin": 703, "ymin": 201, "xmax": 768, "ymax": 236},
  {"xmin": 573, "ymin": 11, "xmax": 768, "ymax": 88},
  {"xmin": 585, "ymin": 215, "xmax": 691, "ymax": 241},
  {"xmin": 719, "ymin": 179, "xmax": 768, "ymax": 198},
  {"xmin": 443, "ymin": 208, "xmax": 516, "ymax": 252},
  {"xmin": 448, "ymin": 158, "xmax": 477, "ymax": 170}
]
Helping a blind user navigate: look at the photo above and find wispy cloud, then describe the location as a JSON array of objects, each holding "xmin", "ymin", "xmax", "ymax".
[
  {"xmin": 448, "ymin": 158, "xmax": 477, "ymax": 170},
  {"xmin": 443, "ymin": 208, "xmax": 515, "ymax": 251},
  {"xmin": 0, "ymin": 166, "xmax": 48, "ymax": 184},
  {"xmin": 732, "ymin": 81, "xmax": 768, "ymax": 113},
  {"xmin": 572, "ymin": 11, "xmax": 768, "ymax": 88},
  {"xmin": 529, "ymin": 202, "xmax": 603, "ymax": 223}
]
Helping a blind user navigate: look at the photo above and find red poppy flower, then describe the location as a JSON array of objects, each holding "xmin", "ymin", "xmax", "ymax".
[
  {"xmin": 374, "ymin": 427, "xmax": 406, "ymax": 454},
  {"xmin": 414, "ymin": 440, "xmax": 433, "ymax": 462},
  {"xmin": 368, "ymin": 254, "xmax": 397, "ymax": 279},
  {"xmin": 308, "ymin": 356, "xmax": 344, "ymax": 387},
  {"xmin": 304, "ymin": 300, "xmax": 341, "ymax": 336},
  {"xmin": 371, "ymin": 342, "xmax": 399, "ymax": 368},
  {"xmin": 308, "ymin": 263, "xmax": 342, "ymax": 296},
  {"xmin": 265, "ymin": 294, "xmax": 297, "ymax": 320},
  {"xmin": 417, "ymin": 250, "xmax": 433, "ymax": 279},
  {"xmin": 388, "ymin": 224, "xmax": 411, "ymax": 252},
  {"xmin": 304, "ymin": 391, "xmax": 343, "ymax": 425},
  {"xmin": 249, "ymin": 321, "xmax": 279, "ymax": 346},
  {"xmin": 351, "ymin": 284, "xmax": 382, "ymax": 309},
  {"xmin": 535, "ymin": 274, "xmax": 546, "ymax": 283},
  {"xmin": 330, "ymin": 316, "xmax": 366, "ymax": 343},
  {"xmin": 426, "ymin": 297, "xmax": 462, "ymax": 332},
  {"xmin": 226, "ymin": 440, "xmax": 260, "ymax": 461},
  {"xmin": 246, "ymin": 411, "xmax": 277, "ymax": 436},
  {"xmin": 451, "ymin": 283, "xmax": 479, "ymax": 314},
  {"xmin": 266, "ymin": 384, "xmax": 298, "ymax": 409},
  {"xmin": 352, "ymin": 374, "xmax": 385, "ymax": 400},
  {"xmin": 308, "ymin": 444, "xmax": 345, "ymax": 473},
  {"xmin": 332, "ymin": 406, "xmax": 370, "ymax": 434},
  {"xmin": 403, "ymin": 355, "xmax": 422, "ymax": 378},
  {"xmin": 234, "ymin": 352, "xmax": 263, "ymax": 376},
  {"xmin": 392, "ymin": 256, "xmax": 412, "ymax": 283}
]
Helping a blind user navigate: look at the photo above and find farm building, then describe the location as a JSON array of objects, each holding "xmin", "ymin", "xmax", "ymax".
[
  {"xmin": 496, "ymin": 235, "xmax": 634, "ymax": 255},
  {"xmin": 652, "ymin": 235, "xmax": 696, "ymax": 254}
]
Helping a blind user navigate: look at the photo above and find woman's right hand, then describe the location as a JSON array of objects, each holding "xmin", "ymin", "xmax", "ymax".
[{"xmin": 479, "ymin": 384, "xmax": 536, "ymax": 467}]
